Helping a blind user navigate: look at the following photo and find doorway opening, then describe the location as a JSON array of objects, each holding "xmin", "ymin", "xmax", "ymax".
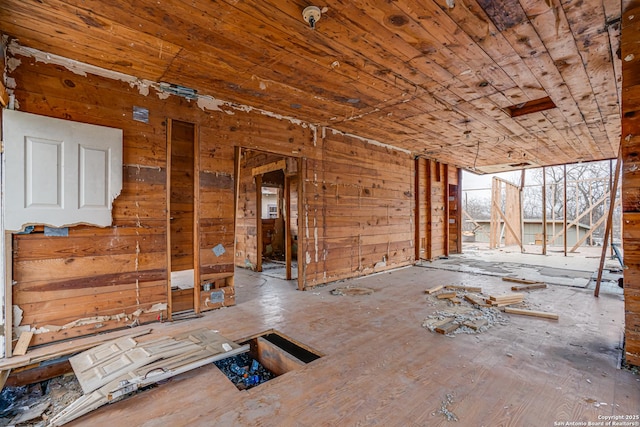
[{"xmin": 235, "ymin": 149, "xmax": 300, "ymax": 286}]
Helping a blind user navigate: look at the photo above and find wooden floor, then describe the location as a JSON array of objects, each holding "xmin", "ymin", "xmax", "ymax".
[{"xmin": 66, "ymin": 265, "xmax": 638, "ymax": 426}]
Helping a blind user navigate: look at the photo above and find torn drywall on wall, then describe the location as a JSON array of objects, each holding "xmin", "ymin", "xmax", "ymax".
[
  {"xmin": 12, "ymin": 303, "xmax": 168, "ymax": 336},
  {"xmin": 330, "ymin": 127, "xmax": 412, "ymax": 155}
]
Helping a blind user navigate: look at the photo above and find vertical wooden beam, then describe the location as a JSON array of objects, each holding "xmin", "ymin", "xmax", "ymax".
[
  {"xmin": 562, "ymin": 164, "xmax": 568, "ymax": 256},
  {"xmin": 231, "ymin": 146, "xmax": 242, "ymax": 292},
  {"xmin": 255, "ymin": 174, "xmax": 263, "ymax": 273},
  {"xmin": 519, "ymin": 169, "xmax": 526, "ymax": 253},
  {"xmin": 426, "ymin": 160, "xmax": 432, "ymax": 260},
  {"xmin": 444, "ymin": 164, "xmax": 450, "ymax": 257},
  {"xmin": 414, "ymin": 158, "xmax": 421, "ymax": 260},
  {"xmin": 193, "ymin": 124, "xmax": 201, "ymax": 314},
  {"xmin": 3, "ymin": 232, "xmax": 11, "ymax": 358},
  {"xmin": 165, "ymin": 119, "xmax": 174, "ymax": 320},
  {"xmin": 456, "ymin": 168, "xmax": 463, "ymax": 254},
  {"xmin": 297, "ymin": 158, "xmax": 305, "ymax": 291},
  {"xmin": 595, "ymin": 150, "xmax": 622, "ymax": 297},
  {"xmin": 542, "ymin": 167, "xmax": 547, "ymax": 256},
  {"xmin": 285, "ymin": 175, "xmax": 292, "ymax": 280},
  {"xmin": 490, "ymin": 178, "xmax": 501, "ymax": 248}
]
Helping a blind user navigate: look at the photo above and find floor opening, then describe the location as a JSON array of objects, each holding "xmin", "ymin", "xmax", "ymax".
[{"xmin": 214, "ymin": 330, "xmax": 322, "ymax": 390}]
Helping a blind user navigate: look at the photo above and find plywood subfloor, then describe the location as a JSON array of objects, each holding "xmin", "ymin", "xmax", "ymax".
[{"xmin": 66, "ymin": 267, "xmax": 638, "ymax": 426}]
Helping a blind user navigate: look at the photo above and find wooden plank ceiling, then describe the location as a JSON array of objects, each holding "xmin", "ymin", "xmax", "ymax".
[{"xmin": 0, "ymin": 0, "xmax": 622, "ymax": 173}]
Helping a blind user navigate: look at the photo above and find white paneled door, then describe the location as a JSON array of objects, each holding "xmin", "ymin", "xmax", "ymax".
[{"xmin": 2, "ymin": 110, "xmax": 122, "ymax": 231}]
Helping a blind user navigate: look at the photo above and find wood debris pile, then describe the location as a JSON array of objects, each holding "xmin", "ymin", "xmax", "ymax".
[{"xmin": 422, "ymin": 281, "xmax": 558, "ymax": 336}]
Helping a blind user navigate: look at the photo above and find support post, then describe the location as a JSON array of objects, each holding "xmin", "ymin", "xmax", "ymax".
[
  {"xmin": 444, "ymin": 163, "xmax": 450, "ymax": 257},
  {"xmin": 285, "ymin": 175, "xmax": 292, "ymax": 280},
  {"xmin": 563, "ymin": 164, "xmax": 567, "ymax": 256},
  {"xmin": 426, "ymin": 160, "xmax": 433, "ymax": 260},
  {"xmin": 542, "ymin": 167, "xmax": 547, "ymax": 256},
  {"xmin": 520, "ymin": 169, "xmax": 526, "ymax": 253},
  {"xmin": 595, "ymin": 150, "xmax": 622, "ymax": 297},
  {"xmin": 255, "ymin": 174, "xmax": 263, "ymax": 273}
]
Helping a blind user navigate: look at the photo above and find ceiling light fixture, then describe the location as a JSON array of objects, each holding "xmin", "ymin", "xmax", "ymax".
[{"xmin": 303, "ymin": 6, "xmax": 322, "ymax": 30}]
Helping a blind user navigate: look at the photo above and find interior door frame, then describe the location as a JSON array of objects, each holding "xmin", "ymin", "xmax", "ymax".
[
  {"xmin": 236, "ymin": 148, "xmax": 304, "ymax": 289},
  {"xmin": 165, "ymin": 118, "xmax": 200, "ymax": 319}
]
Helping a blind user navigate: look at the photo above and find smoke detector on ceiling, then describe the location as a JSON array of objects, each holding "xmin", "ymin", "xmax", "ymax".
[{"xmin": 302, "ymin": 6, "xmax": 322, "ymax": 30}]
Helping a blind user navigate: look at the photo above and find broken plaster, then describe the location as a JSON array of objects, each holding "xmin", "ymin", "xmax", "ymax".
[
  {"xmin": 16, "ymin": 303, "xmax": 168, "ymax": 335},
  {"xmin": 329, "ymin": 127, "xmax": 412, "ymax": 155},
  {"xmin": 7, "ymin": 41, "xmax": 412, "ymax": 158}
]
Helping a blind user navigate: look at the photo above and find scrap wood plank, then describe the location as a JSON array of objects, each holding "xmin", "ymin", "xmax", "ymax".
[
  {"xmin": 0, "ymin": 369, "xmax": 10, "ymax": 391},
  {"xmin": 13, "ymin": 331, "xmax": 34, "ymax": 356},
  {"xmin": 449, "ymin": 297, "xmax": 462, "ymax": 304},
  {"xmin": 425, "ymin": 285, "xmax": 444, "ymax": 294},
  {"xmin": 444, "ymin": 285, "xmax": 482, "ymax": 292},
  {"xmin": 488, "ymin": 300, "xmax": 523, "ymax": 307},
  {"xmin": 511, "ymin": 283, "xmax": 547, "ymax": 291},
  {"xmin": 489, "ymin": 293, "xmax": 524, "ymax": 302},
  {"xmin": 436, "ymin": 292, "xmax": 458, "ymax": 299},
  {"xmin": 502, "ymin": 277, "xmax": 542, "ymax": 285},
  {"xmin": 435, "ymin": 320, "xmax": 460, "ymax": 334},
  {"xmin": 503, "ymin": 307, "xmax": 559, "ymax": 320},
  {"xmin": 463, "ymin": 318, "xmax": 488, "ymax": 331},
  {"xmin": 464, "ymin": 294, "xmax": 489, "ymax": 307}
]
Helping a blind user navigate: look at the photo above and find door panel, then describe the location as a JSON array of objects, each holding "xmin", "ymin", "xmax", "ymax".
[{"xmin": 3, "ymin": 110, "xmax": 122, "ymax": 231}]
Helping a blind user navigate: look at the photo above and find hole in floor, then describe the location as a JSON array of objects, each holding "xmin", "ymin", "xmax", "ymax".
[{"xmin": 214, "ymin": 330, "xmax": 322, "ymax": 390}]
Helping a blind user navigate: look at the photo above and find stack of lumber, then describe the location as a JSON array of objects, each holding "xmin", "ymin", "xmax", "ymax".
[
  {"xmin": 487, "ymin": 293, "xmax": 524, "ymax": 307},
  {"xmin": 49, "ymin": 329, "xmax": 247, "ymax": 426}
]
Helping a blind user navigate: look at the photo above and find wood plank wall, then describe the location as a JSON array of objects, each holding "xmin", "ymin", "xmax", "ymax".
[
  {"xmin": 416, "ymin": 159, "xmax": 461, "ymax": 260},
  {"xmin": 303, "ymin": 131, "xmax": 416, "ymax": 286},
  {"xmin": 6, "ymin": 51, "xmax": 462, "ymax": 345},
  {"xmin": 622, "ymin": 1, "xmax": 640, "ymax": 367},
  {"xmin": 7, "ymin": 54, "xmax": 311, "ymax": 345}
]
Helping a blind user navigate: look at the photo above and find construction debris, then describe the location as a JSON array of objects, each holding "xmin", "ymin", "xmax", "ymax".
[
  {"xmin": 438, "ymin": 393, "xmax": 459, "ymax": 421},
  {"xmin": 0, "ymin": 375, "xmax": 82, "ymax": 426},
  {"xmin": 330, "ymin": 286, "xmax": 374, "ymax": 296},
  {"xmin": 487, "ymin": 293, "xmax": 525, "ymax": 307},
  {"xmin": 503, "ymin": 307, "xmax": 559, "ymax": 320},
  {"xmin": 49, "ymin": 329, "xmax": 246, "ymax": 426},
  {"xmin": 445, "ymin": 285, "xmax": 482, "ymax": 293},
  {"xmin": 425, "ymin": 285, "xmax": 444, "ymax": 294},
  {"xmin": 435, "ymin": 320, "xmax": 460, "ymax": 335},
  {"xmin": 502, "ymin": 277, "xmax": 543, "ymax": 285},
  {"xmin": 464, "ymin": 294, "xmax": 490, "ymax": 307},
  {"xmin": 436, "ymin": 292, "xmax": 458, "ymax": 300},
  {"xmin": 511, "ymin": 283, "xmax": 548, "ymax": 291}
]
